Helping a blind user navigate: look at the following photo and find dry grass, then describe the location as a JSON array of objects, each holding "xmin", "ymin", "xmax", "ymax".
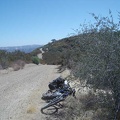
[
  {"xmin": 47, "ymin": 90, "xmax": 114, "ymax": 120},
  {"xmin": 27, "ymin": 105, "xmax": 37, "ymax": 114}
]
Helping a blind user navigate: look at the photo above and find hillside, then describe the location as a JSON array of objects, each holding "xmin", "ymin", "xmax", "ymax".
[{"xmin": 42, "ymin": 35, "xmax": 81, "ymax": 66}]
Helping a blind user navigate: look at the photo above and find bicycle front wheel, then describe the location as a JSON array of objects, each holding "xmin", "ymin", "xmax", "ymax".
[{"xmin": 41, "ymin": 106, "xmax": 58, "ymax": 115}]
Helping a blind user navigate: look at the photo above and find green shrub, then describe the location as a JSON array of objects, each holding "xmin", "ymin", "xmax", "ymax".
[{"xmin": 32, "ymin": 56, "xmax": 40, "ymax": 65}]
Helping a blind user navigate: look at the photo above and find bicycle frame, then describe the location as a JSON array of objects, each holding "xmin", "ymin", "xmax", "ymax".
[{"xmin": 41, "ymin": 84, "xmax": 76, "ymax": 114}]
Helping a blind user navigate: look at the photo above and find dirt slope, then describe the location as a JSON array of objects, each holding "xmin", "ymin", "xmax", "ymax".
[{"xmin": 0, "ymin": 64, "xmax": 60, "ymax": 120}]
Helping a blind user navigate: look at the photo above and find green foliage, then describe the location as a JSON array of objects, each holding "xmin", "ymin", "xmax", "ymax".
[{"xmin": 32, "ymin": 56, "xmax": 40, "ymax": 65}]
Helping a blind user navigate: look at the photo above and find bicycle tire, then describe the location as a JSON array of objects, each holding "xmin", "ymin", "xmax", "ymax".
[
  {"xmin": 41, "ymin": 106, "xmax": 58, "ymax": 115},
  {"xmin": 41, "ymin": 96, "xmax": 64, "ymax": 113}
]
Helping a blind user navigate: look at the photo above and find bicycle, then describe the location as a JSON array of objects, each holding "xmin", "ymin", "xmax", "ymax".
[{"xmin": 41, "ymin": 83, "xmax": 76, "ymax": 115}]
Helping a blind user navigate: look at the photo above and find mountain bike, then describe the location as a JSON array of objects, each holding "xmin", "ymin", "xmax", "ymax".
[{"xmin": 41, "ymin": 83, "xmax": 75, "ymax": 115}]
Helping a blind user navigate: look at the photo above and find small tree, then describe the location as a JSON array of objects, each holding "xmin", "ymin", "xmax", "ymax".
[{"xmin": 51, "ymin": 39, "xmax": 57, "ymax": 43}]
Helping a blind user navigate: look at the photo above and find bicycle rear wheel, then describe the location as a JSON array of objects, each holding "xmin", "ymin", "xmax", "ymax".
[{"xmin": 41, "ymin": 96, "xmax": 64, "ymax": 114}]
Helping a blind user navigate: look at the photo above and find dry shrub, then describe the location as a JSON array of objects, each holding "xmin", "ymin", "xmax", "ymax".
[
  {"xmin": 46, "ymin": 96, "xmax": 83, "ymax": 120},
  {"xmin": 79, "ymin": 92, "xmax": 98, "ymax": 111},
  {"xmin": 15, "ymin": 60, "xmax": 25, "ymax": 69},
  {"xmin": 78, "ymin": 91, "xmax": 114, "ymax": 120},
  {"xmin": 12, "ymin": 64, "xmax": 20, "ymax": 71},
  {"xmin": 11, "ymin": 60, "xmax": 25, "ymax": 71},
  {"xmin": 47, "ymin": 91, "xmax": 114, "ymax": 120}
]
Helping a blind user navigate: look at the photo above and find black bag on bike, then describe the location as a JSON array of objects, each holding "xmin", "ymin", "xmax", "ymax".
[{"xmin": 48, "ymin": 77, "xmax": 65, "ymax": 90}]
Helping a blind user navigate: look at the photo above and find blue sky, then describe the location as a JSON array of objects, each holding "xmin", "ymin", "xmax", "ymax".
[{"xmin": 0, "ymin": 0, "xmax": 120, "ymax": 47}]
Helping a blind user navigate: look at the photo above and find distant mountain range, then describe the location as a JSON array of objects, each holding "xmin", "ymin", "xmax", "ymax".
[{"xmin": 0, "ymin": 45, "xmax": 43, "ymax": 53}]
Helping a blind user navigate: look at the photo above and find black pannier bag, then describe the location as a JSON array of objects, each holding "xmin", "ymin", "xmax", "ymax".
[{"xmin": 48, "ymin": 77, "xmax": 65, "ymax": 90}]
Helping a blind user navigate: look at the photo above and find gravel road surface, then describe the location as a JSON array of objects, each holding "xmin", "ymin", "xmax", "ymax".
[{"xmin": 0, "ymin": 64, "xmax": 60, "ymax": 120}]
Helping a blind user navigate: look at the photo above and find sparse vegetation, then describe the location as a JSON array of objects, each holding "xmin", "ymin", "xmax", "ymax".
[
  {"xmin": 0, "ymin": 49, "xmax": 40, "ymax": 70},
  {"xmin": 30, "ymin": 48, "xmax": 42, "ymax": 56},
  {"xmin": 43, "ymin": 11, "xmax": 120, "ymax": 119}
]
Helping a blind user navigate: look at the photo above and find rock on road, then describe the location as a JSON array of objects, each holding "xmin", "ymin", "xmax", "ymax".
[{"xmin": 0, "ymin": 64, "xmax": 60, "ymax": 120}]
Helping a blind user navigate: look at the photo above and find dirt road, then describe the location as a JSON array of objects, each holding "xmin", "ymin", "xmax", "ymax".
[{"xmin": 0, "ymin": 64, "xmax": 60, "ymax": 120}]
